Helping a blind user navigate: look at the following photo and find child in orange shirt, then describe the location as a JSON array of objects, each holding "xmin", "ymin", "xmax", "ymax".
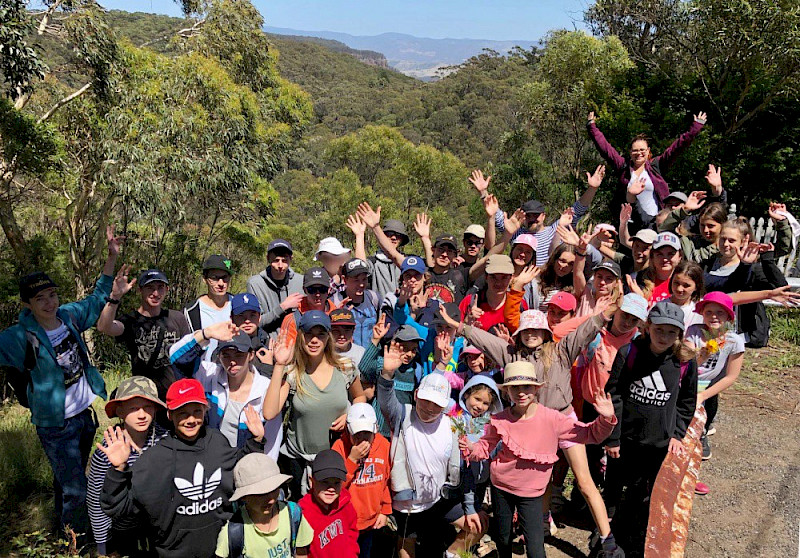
[{"xmin": 331, "ymin": 402, "xmax": 392, "ymax": 558}]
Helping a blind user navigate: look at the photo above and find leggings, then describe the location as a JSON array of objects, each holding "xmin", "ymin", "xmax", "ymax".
[{"xmin": 491, "ymin": 486, "xmax": 545, "ymax": 558}]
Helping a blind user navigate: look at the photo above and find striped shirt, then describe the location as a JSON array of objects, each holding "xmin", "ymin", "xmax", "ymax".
[
  {"xmin": 87, "ymin": 423, "xmax": 168, "ymax": 553},
  {"xmin": 494, "ymin": 200, "xmax": 589, "ymax": 266}
]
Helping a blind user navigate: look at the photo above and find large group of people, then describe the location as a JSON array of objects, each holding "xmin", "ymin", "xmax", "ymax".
[{"xmin": 1, "ymin": 109, "xmax": 799, "ymax": 558}]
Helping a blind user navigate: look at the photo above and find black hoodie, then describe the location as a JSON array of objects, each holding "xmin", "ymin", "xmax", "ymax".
[
  {"xmin": 603, "ymin": 337, "xmax": 697, "ymax": 449},
  {"xmin": 101, "ymin": 426, "xmax": 263, "ymax": 558}
]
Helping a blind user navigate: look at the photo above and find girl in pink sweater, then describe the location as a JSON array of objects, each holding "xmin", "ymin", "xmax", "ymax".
[{"xmin": 460, "ymin": 361, "xmax": 617, "ymax": 558}]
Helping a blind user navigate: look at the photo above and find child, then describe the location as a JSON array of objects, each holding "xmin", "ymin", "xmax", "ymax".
[
  {"xmin": 448, "ymin": 375, "xmax": 503, "ymax": 518},
  {"xmin": 298, "ymin": 450, "xmax": 360, "ymax": 558},
  {"xmin": 87, "ymin": 376, "xmax": 168, "ymax": 556},
  {"xmin": 215, "ymin": 453, "xmax": 313, "ymax": 558},
  {"xmin": 330, "ymin": 308, "xmax": 366, "ymax": 368},
  {"xmin": 685, "ymin": 292, "xmax": 745, "ymax": 467},
  {"xmin": 603, "ymin": 301, "xmax": 698, "ymax": 553},
  {"xmin": 379, "ymin": 340, "xmax": 488, "ymax": 558},
  {"xmin": 460, "ymin": 361, "xmax": 617, "ymax": 558},
  {"xmin": 332, "ymin": 403, "xmax": 392, "ymax": 558}
]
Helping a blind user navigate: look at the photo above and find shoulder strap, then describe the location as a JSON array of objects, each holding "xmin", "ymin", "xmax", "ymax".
[
  {"xmin": 288, "ymin": 501, "xmax": 303, "ymax": 555},
  {"xmin": 625, "ymin": 342, "xmax": 637, "ymax": 370},
  {"xmin": 227, "ymin": 508, "xmax": 245, "ymax": 558},
  {"xmin": 368, "ymin": 290, "xmax": 379, "ymax": 310}
]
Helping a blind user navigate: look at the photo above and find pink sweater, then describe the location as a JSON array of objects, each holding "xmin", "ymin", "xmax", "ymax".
[{"xmin": 468, "ymin": 405, "xmax": 616, "ymax": 497}]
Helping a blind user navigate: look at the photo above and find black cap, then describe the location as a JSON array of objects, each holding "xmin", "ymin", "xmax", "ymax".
[
  {"xmin": 648, "ymin": 301, "xmax": 686, "ymax": 332},
  {"xmin": 592, "ymin": 260, "xmax": 622, "ymax": 278},
  {"xmin": 19, "ymin": 272, "xmax": 57, "ymax": 302},
  {"xmin": 343, "ymin": 258, "xmax": 370, "ymax": 277},
  {"xmin": 433, "ymin": 234, "xmax": 458, "ymax": 250},
  {"xmin": 303, "ymin": 267, "xmax": 331, "ymax": 288},
  {"xmin": 383, "ymin": 219, "xmax": 409, "ymax": 246},
  {"xmin": 330, "ymin": 308, "xmax": 356, "ymax": 326},
  {"xmin": 521, "ymin": 199, "xmax": 546, "ymax": 214},
  {"xmin": 138, "ymin": 269, "xmax": 169, "ymax": 287},
  {"xmin": 267, "ymin": 239, "xmax": 293, "ymax": 256},
  {"xmin": 203, "ymin": 254, "xmax": 232, "ymax": 274},
  {"xmin": 312, "ymin": 449, "xmax": 347, "ymax": 481},
  {"xmin": 433, "ymin": 302, "xmax": 461, "ymax": 325},
  {"xmin": 216, "ymin": 332, "xmax": 253, "ymax": 354}
]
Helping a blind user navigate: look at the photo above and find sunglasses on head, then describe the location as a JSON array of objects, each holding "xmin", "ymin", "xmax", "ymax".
[{"xmin": 306, "ymin": 286, "xmax": 328, "ymax": 295}]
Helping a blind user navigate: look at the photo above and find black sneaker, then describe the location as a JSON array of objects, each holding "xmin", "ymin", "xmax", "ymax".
[{"xmin": 701, "ymin": 434, "xmax": 712, "ymax": 460}]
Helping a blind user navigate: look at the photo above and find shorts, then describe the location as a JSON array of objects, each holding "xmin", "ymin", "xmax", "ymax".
[
  {"xmin": 558, "ymin": 410, "xmax": 581, "ymax": 450},
  {"xmin": 393, "ymin": 496, "xmax": 463, "ymax": 550}
]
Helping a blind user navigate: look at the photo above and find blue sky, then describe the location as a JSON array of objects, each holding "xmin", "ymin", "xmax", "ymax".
[{"xmin": 93, "ymin": 0, "xmax": 589, "ymax": 41}]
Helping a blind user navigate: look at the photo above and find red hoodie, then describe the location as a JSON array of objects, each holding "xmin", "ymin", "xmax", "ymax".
[{"xmin": 299, "ymin": 487, "xmax": 360, "ymax": 558}]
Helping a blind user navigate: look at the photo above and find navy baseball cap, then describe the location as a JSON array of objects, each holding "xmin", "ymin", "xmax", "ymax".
[
  {"xmin": 267, "ymin": 239, "xmax": 293, "ymax": 255},
  {"xmin": 138, "ymin": 269, "xmax": 169, "ymax": 287},
  {"xmin": 298, "ymin": 310, "xmax": 331, "ymax": 332},
  {"xmin": 231, "ymin": 293, "xmax": 261, "ymax": 315},
  {"xmin": 401, "ymin": 256, "xmax": 426, "ymax": 276}
]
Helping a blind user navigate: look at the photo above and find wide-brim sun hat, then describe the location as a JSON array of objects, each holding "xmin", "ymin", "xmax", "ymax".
[
  {"xmin": 105, "ymin": 376, "xmax": 166, "ymax": 419},
  {"xmin": 498, "ymin": 361, "xmax": 544, "ymax": 387},
  {"xmin": 512, "ymin": 309, "xmax": 552, "ymax": 337},
  {"xmin": 230, "ymin": 453, "xmax": 292, "ymax": 501}
]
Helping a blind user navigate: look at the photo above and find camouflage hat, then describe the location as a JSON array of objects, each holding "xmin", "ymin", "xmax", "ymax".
[{"xmin": 104, "ymin": 376, "xmax": 166, "ymax": 419}]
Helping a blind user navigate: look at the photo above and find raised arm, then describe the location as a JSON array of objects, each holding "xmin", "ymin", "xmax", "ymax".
[
  {"xmin": 96, "ymin": 264, "xmax": 137, "ymax": 337},
  {"xmin": 469, "ymin": 209, "xmax": 523, "ymax": 280},
  {"xmin": 586, "ymin": 111, "xmax": 626, "ymax": 171},
  {"xmin": 655, "ymin": 112, "xmax": 706, "ymax": 170},
  {"xmin": 347, "ymin": 214, "xmax": 368, "ymax": 262},
  {"xmin": 577, "ymin": 165, "xmax": 605, "ymax": 209},
  {"xmin": 263, "ymin": 328, "xmax": 293, "ymax": 421},
  {"xmin": 358, "ymin": 202, "xmax": 405, "ymax": 267},
  {"xmin": 483, "ymin": 193, "xmax": 499, "ymax": 249},
  {"xmin": 619, "ymin": 203, "xmax": 633, "ymax": 249},
  {"xmin": 413, "ymin": 213, "xmax": 434, "ymax": 268},
  {"xmin": 377, "ymin": 341, "xmax": 407, "ymax": 429}
]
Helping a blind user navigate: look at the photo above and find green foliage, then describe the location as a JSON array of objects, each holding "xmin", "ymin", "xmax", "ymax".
[
  {"xmin": 0, "ymin": 0, "xmax": 48, "ymax": 97},
  {"xmin": 10, "ymin": 531, "xmax": 86, "ymax": 558},
  {"xmin": 0, "ymin": 95, "xmax": 61, "ymax": 174},
  {"xmin": 767, "ymin": 307, "xmax": 800, "ymax": 346}
]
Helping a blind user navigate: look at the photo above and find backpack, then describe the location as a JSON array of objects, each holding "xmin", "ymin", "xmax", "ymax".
[{"xmin": 228, "ymin": 501, "xmax": 303, "ymax": 558}]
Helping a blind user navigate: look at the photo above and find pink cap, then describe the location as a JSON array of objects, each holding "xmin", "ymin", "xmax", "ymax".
[
  {"xmin": 462, "ymin": 343, "xmax": 483, "ymax": 356},
  {"xmin": 695, "ymin": 291, "xmax": 735, "ymax": 321},
  {"xmin": 512, "ymin": 234, "xmax": 538, "ymax": 250},
  {"xmin": 512, "ymin": 310, "xmax": 552, "ymax": 337},
  {"xmin": 548, "ymin": 291, "xmax": 577, "ymax": 312},
  {"xmin": 593, "ymin": 223, "xmax": 618, "ymax": 235}
]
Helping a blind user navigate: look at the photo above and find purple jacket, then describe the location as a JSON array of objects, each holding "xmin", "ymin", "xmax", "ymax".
[{"xmin": 587, "ymin": 120, "xmax": 704, "ymax": 208}]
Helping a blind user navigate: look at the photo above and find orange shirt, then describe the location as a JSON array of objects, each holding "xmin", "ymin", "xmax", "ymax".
[
  {"xmin": 279, "ymin": 298, "xmax": 336, "ymax": 345},
  {"xmin": 332, "ymin": 433, "xmax": 393, "ymax": 531}
]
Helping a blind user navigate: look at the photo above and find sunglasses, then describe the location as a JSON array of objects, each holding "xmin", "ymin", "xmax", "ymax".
[
  {"xmin": 464, "ymin": 238, "xmax": 483, "ymax": 247},
  {"xmin": 305, "ymin": 286, "xmax": 328, "ymax": 295}
]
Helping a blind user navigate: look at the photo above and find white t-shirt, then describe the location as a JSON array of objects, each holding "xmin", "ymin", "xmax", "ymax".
[
  {"xmin": 338, "ymin": 343, "xmax": 365, "ymax": 369},
  {"xmin": 198, "ymin": 299, "xmax": 231, "ymax": 361},
  {"xmin": 392, "ymin": 413, "xmax": 453, "ymax": 513},
  {"xmin": 630, "ymin": 169, "xmax": 658, "ymax": 216},
  {"xmin": 46, "ymin": 322, "xmax": 95, "ymax": 418},
  {"xmin": 685, "ymin": 324, "xmax": 745, "ymax": 387}
]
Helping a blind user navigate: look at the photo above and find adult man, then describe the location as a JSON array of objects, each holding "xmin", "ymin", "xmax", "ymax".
[
  {"xmin": 245, "ymin": 239, "xmax": 304, "ymax": 341},
  {"xmin": 0, "ymin": 227, "xmax": 122, "ymax": 538},
  {"xmin": 96, "ymin": 268, "xmax": 190, "ymax": 399},
  {"xmin": 184, "ymin": 254, "xmax": 234, "ymax": 360}
]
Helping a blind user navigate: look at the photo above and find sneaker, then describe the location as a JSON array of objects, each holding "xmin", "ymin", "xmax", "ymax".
[
  {"xmin": 695, "ymin": 481, "xmax": 710, "ymax": 495},
  {"xmin": 543, "ymin": 511, "xmax": 558, "ymax": 536},
  {"xmin": 706, "ymin": 423, "xmax": 716, "ymax": 436},
  {"xmin": 701, "ymin": 434, "xmax": 712, "ymax": 460}
]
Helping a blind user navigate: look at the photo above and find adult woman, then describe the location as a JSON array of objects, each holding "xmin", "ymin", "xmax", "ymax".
[
  {"xmin": 265, "ymin": 310, "xmax": 366, "ymax": 497},
  {"xmin": 587, "ymin": 110, "xmax": 706, "ymax": 227}
]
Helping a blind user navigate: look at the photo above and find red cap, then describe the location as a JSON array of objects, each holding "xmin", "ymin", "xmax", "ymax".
[
  {"xmin": 548, "ymin": 291, "xmax": 577, "ymax": 312},
  {"xmin": 166, "ymin": 378, "xmax": 208, "ymax": 410}
]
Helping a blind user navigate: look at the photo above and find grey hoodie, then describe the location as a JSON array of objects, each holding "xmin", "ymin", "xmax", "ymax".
[
  {"xmin": 245, "ymin": 267, "xmax": 303, "ymax": 339},
  {"xmin": 367, "ymin": 251, "xmax": 401, "ymax": 300}
]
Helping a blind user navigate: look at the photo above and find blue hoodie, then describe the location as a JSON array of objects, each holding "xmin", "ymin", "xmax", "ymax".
[{"xmin": 447, "ymin": 375, "xmax": 502, "ymax": 515}]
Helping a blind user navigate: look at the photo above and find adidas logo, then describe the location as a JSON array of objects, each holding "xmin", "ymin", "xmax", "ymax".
[
  {"xmin": 174, "ymin": 463, "xmax": 224, "ymax": 515},
  {"xmin": 630, "ymin": 370, "xmax": 671, "ymax": 406},
  {"xmin": 313, "ymin": 270, "xmax": 322, "ymax": 277}
]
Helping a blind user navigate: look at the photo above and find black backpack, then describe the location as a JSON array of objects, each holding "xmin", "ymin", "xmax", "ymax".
[{"xmin": 228, "ymin": 501, "xmax": 303, "ymax": 558}]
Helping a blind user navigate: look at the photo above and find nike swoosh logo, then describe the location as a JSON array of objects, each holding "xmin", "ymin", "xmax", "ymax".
[{"xmin": 178, "ymin": 388, "xmax": 192, "ymax": 394}]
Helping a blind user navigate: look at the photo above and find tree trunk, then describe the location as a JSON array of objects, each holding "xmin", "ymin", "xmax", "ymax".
[{"xmin": 0, "ymin": 181, "xmax": 31, "ymax": 270}]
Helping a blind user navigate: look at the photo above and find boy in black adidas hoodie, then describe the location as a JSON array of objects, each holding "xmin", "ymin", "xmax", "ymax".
[
  {"xmin": 100, "ymin": 378, "xmax": 265, "ymax": 558},
  {"xmin": 600, "ymin": 301, "xmax": 697, "ymax": 553}
]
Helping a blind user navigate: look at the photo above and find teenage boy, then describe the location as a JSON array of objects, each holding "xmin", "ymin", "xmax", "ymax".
[
  {"xmin": 330, "ymin": 308, "xmax": 366, "ymax": 368},
  {"xmin": 0, "ymin": 227, "xmax": 122, "ymax": 538},
  {"xmin": 279, "ymin": 267, "xmax": 336, "ymax": 345},
  {"xmin": 380, "ymin": 255, "xmax": 437, "ymax": 338},
  {"xmin": 185, "ymin": 254, "xmax": 234, "ymax": 360},
  {"xmin": 246, "ymin": 239, "xmax": 304, "ymax": 341},
  {"xmin": 215, "ymin": 453, "xmax": 314, "ymax": 558},
  {"xmin": 97, "ymin": 267, "xmax": 191, "ymax": 399},
  {"xmin": 332, "ymin": 258, "xmax": 380, "ymax": 348},
  {"xmin": 349, "ymin": 215, "xmax": 410, "ymax": 299},
  {"xmin": 298, "ymin": 450, "xmax": 360, "ymax": 558},
  {"xmin": 378, "ymin": 346, "xmax": 485, "ymax": 558},
  {"xmin": 332, "ymin": 403, "xmax": 392, "ymax": 558},
  {"xmin": 100, "ymin": 378, "xmax": 266, "ymax": 558},
  {"xmin": 228, "ymin": 293, "xmax": 274, "ymax": 376}
]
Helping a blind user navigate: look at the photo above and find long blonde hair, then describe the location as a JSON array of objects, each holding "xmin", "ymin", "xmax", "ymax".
[{"xmin": 289, "ymin": 331, "xmax": 347, "ymax": 399}]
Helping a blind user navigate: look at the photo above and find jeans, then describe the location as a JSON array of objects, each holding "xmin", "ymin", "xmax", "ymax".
[
  {"xmin": 35, "ymin": 407, "xmax": 97, "ymax": 535},
  {"xmin": 491, "ymin": 486, "xmax": 545, "ymax": 558},
  {"xmin": 358, "ymin": 529, "xmax": 374, "ymax": 558}
]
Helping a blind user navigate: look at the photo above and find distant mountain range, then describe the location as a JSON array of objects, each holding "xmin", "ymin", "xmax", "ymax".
[{"xmin": 264, "ymin": 26, "xmax": 538, "ymax": 79}]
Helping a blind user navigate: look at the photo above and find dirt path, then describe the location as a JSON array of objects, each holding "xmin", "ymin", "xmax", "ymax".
[{"xmin": 537, "ymin": 354, "xmax": 800, "ymax": 558}]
